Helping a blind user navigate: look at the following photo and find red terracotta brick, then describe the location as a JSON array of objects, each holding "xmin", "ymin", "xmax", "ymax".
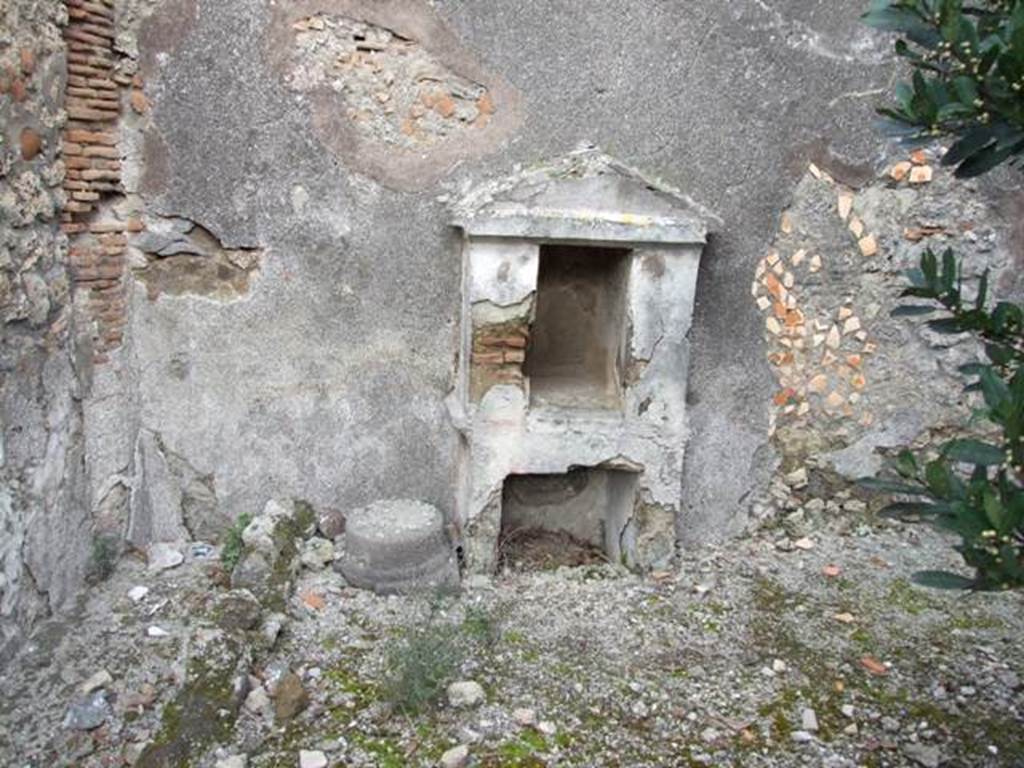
[
  {"xmin": 10, "ymin": 78, "xmax": 27, "ymax": 102},
  {"xmin": 434, "ymin": 93, "xmax": 456, "ymax": 118},
  {"xmin": 130, "ymin": 90, "xmax": 149, "ymax": 114},
  {"xmin": 68, "ymin": 106, "xmax": 117, "ymax": 122},
  {"xmin": 20, "ymin": 128, "xmax": 41, "ymax": 160},
  {"xmin": 66, "ymin": 129, "xmax": 117, "ymax": 145},
  {"xmin": 19, "ymin": 48, "xmax": 34, "ymax": 75},
  {"xmin": 66, "ymin": 27, "xmax": 110, "ymax": 46},
  {"xmin": 89, "ymin": 222, "xmax": 126, "ymax": 233},
  {"xmin": 473, "ymin": 351, "xmax": 504, "ymax": 366}
]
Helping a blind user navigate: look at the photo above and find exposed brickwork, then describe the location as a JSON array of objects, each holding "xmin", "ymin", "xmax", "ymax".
[
  {"xmin": 61, "ymin": 0, "xmax": 134, "ymax": 364},
  {"xmin": 470, "ymin": 321, "xmax": 529, "ymax": 402}
]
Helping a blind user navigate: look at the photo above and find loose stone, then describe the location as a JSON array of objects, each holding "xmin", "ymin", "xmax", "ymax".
[
  {"xmin": 447, "ymin": 680, "xmax": 485, "ymax": 708},
  {"xmin": 902, "ymin": 742, "xmax": 942, "ymax": 768},
  {"xmin": 536, "ymin": 721, "xmax": 557, "ymax": 736},
  {"xmin": 273, "ymin": 672, "xmax": 309, "ymax": 722},
  {"xmin": 440, "ymin": 744, "xmax": 470, "ymax": 768},
  {"xmin": 80, "ymin": 669, "xmax": 113, "ymax": 693},
  {"xmin": 802, "ymin": 708, "xmax": 819, "ymax": 732},
  {"xmin": 147, "ymin": 542, "xmax": 184, "ymax": 571},
  {"xmin": 127, "ymin": 585, "xmax": 149, "ymax": 602},
  {"xmin": 63, "ymin": 691, "xmax": 110, "ymax": 731},
  {"xmin": 512, "ymin": 707, "xmax": 536, "ymax": 726}
]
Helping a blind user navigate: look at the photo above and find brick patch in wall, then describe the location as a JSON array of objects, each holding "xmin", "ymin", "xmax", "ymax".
[
  {"xmin": 470, "ymin": 320, "xmax": 529, "ymax": 402},
  {"xmin": 61, "ymin": 0, "xmax": 143, "ymax": 364}
]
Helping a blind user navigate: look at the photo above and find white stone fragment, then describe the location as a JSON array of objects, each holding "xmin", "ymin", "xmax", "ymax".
[
  {"xmin": 147, "ymin": 542, "xmax": 184, "ymax": 572},
  {"xmin": 513, "ymin": 707, "xmax": 537, "ymax": 726},
  {"xmin": 536, "ymin": 721, "xmax": 557, "ymax": 736},
  {"xmin": 127, "ymin": 586, "xmax": 149, "ymax": 602},
  {"xmin": 447, "ymin": 681, "xmax": 485, "ymax": 709},
  {"xmin": 81, "ymin": 669, "xmax": 113, "ymax": 694},
  {"xmin": 440, "ymin": 744, "xmax": 470, "ymax": 768},
  {"xmin": 802, "ymin": 708, "xmax": 819, "ymax": 732}
]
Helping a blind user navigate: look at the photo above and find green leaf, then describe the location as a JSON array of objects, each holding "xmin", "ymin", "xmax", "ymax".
[
  {"xmin": 895, "ymin": 449, "xmax": 919, "ymax": 478},
  {"xmin": 976, "ymin": 270, "xmax": 989, "ymax": 311},
  {"xmin": 921, "ymin": 249, "xmax": 938, "ymax": 285},
  {"xmin": 952, "ymin": 75, "xmax": 980, "ymax": 105},
  {"xmin": 862, "ymin": 7, "xmax": 934, "ymax": 37},
  {"xmin": 857, "ymin": 477, "xmax": 926, "ymax": 495},
  {"xmin": 928, "ymin": 317, "xmax": 967, "ymax": 334},
  {"xmin": 983, "ymin": 488, "xmax": 1007, "ymax": 530},
  {"xmin": 911, "ymin": 571, "xmax": 976, "ymax": 590},
  {"xmin": 941, "ymin": 248, "xmax": 957, "ymax": 293},
  {"xmin": 958, "ymin": 362, "xmax": 989, "ymax": 377},
  {"xmin": 985, "ymin": 343, "xmax": 1015, "ymax": 367},
  {"xmin": 944, "ymin": 439, "xmax": 1006, "ymax": 466},
  {"xmin": 943, "ymin": 126, "xmax": 996, "ymax": 167},
  {"xmin": 925, "ymin": 458, "xmax": 962, "ymax": 498},
  {"xmin": 980, "ymin": 367, "xmax": 1011, "ymax": 410},
  {"xmin": 891, "ymin": 305, "xmax": 939, "ymax": 317},
  {"xmin": 955, "ymin": 142, "xmax": 1017, "ymax": 177},
  {"xmin": 878, "ymin": 501, "xmax": 939, "ymax": 518}
]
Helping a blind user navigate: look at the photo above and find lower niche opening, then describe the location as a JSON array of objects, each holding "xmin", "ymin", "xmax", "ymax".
[{"xmin": 498, "ymin": 468, "xmax": 638, "ymax": 571}]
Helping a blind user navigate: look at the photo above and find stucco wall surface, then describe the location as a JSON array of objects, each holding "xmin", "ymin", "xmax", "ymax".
[{"xmin": 110, "ymin": 0, "xmax": 916, "ymax": 545}]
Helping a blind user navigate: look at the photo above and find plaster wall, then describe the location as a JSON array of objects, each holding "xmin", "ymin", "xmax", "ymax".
[
  {"xmin": 97, "ymin": 0, "xmax": 912, "ymax": 551},
  {"xmin": 3, "ymin": 0, "xmax": 1022, "ymax": 657}
]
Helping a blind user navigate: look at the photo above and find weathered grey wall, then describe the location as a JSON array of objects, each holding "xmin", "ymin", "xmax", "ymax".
[
  {"xmin": 3, "ymin": 0, "xmax": 1022, "ymax": 658},
  {"xmin": 0, "ymin": 0, "xmax": 91, "ymax": 662},
  {"xmin": 106, "ymin": 0, "xmax": 910, "ymax": 546}
]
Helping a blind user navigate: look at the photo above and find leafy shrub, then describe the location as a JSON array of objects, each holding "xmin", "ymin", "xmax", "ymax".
[
  {"xmin": 220, "ymin": 512, "xmax": 252, "ymax": 572},
  {"xmin": 461, "ymin": 602, "xmax": 503, "ymax": 648},
  {"xmin": 90, "ymin": 534, "xmax": 120, "ymax": 582},
  {"xmin": 382, "ymin": 622, "xmax": 464, "ymax": 714},
  {"xmin": 382, "ymin": 600, "xmax": 502, "ymax": 714},
  {"xmin": 863, "ymin": 0, "xmax": 1024, "ymax": 176},
  {"xmin": 861, "ymin": 248, "xmax": 1023, "ymax": 590}
]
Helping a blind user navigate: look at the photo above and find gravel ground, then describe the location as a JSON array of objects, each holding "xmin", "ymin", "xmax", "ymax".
[{"xmin": 1, "ymin": 515, "xmax": 1022, "ymax": 768}]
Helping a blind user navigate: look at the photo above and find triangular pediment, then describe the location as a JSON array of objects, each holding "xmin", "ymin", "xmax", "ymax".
[{"xmin": 453, "ymin": 146, "xmax": 719, "ymax": 245}]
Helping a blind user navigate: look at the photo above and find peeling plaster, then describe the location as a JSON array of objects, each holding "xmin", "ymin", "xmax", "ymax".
[
  {"xmin": 132, "ymin": 215, "xmax": 263, "ymax": 301},
  {"xmin": 265, "ymin": 0, "xmax": 523, "ymax": 191}
]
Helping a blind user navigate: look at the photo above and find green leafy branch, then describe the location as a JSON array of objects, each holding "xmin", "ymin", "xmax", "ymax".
[
  {"xmin": 860, "ymin": 248, "xmax": 1024, "ymax": 590},
  {"xmin": 863, "ymin": 0, "xmax": 1024, "ymax": 176}
]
